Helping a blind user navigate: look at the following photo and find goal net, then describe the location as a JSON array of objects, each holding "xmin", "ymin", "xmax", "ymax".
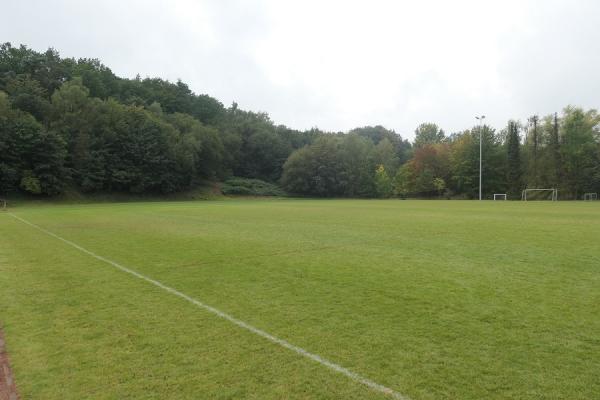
[
  {"xmin": 583, "ymin": 193, "xmax": 598, "ymax": 201},
  {"xmin": 493, "ymin": 193, "xmax": 507, "ymax": 200},
  {"xmin": 521, "ymin": 189, "xmax": 557, "ymax": 201}
]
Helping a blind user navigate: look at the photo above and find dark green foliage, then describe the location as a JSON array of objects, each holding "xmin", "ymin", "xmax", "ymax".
[
  {"xmin": 221, "ymin": 107, "xmax": 295, "ymax": 182},
  {"xmin": 1, "ymin": 42, "xmax": 599, "ymax": 199},
  {"xmin": 4, "ymin": 74, "xmax": 50, "ymax": 121},
  {"xmin": 102, "ymin": 103, "xmax": 181, "ymax": 193},
  {"xmin": 281, "ymin": 136, "xmax": 346, "ymax": 197},
  {"xmin": 0, "ymin": 42, "xmax": 317, "ymax": 196},
  {"xmin": 118, "ymin": 77, "xmax": 226, "ymax": 125},
  {"xmin": 221, "ymin": 177, "xmax": 286, "ymax": 196},
  {"xmin": 506, "ymin": 120, "xmax": 521, "ymax": 196},
  {"xmin": 559, "ymin": 107, "xmax": 600, "ymax": 197},
  {"xmin": 281, "ymin": 129, "xmax": 413, "ymax": 197},
  {"xmin": 350, "ymin": 125, "xmax": 412, "ymax": 163},
  {"xmin": 71, "ymin": 58, "xmax": 119, "ymax": 99},
  {"xmin": 446, "ymin": 126, "xmax": 507, "ymax": 199},
  {"xmin": 549, "ymin": 113, "xmax": 562, "ymax": 186},
  {"xmin": 0, "ymin": 43, "xmax": 72, "ymax": 95},
  {"xmin": 164, "ymin": 112, "xmax": 223, "ymax": 180},
  {"xmin": 0, "ymin": 92, "xmax": 66, "ymax": 195}
]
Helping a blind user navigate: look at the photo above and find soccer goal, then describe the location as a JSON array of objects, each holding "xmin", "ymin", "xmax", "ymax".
[
  {"xmin": 493, "ymin": 193, "xmax": 507, "ymax": 201},
  {"xmin": 583, "ymin": 193, "xmax": 598, "ymax": 201},
  {"xmin": 521, "ymin": 188, "xmax": 558, "ymax": 201},
  {"xmin": 0, "ymin": 199, "xmax": 6, "ymax": 211}
]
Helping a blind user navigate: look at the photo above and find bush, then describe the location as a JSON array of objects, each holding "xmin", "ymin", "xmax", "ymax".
[
  {"xmin": 20, "ymin": 171, "xmax": 42, "ymax": 194},
  {"xmin": 221, "ymin": 177, "xmax": 286, "ymax": 197}
]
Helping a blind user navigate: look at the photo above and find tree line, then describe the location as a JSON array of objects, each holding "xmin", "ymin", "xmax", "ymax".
[{"xmin": 1, "ymin": 43, "xmax": 599, "ymax": 199}]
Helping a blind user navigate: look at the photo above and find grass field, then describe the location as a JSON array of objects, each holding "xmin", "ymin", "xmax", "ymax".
[{"xmin": 1, "ymin": 199, "xmax": 599, "ymax": 399}]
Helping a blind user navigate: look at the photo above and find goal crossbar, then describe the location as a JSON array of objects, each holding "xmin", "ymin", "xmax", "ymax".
[{"xmin": 521, "ymin": 188, "xmax": 558, "ymax": 201}]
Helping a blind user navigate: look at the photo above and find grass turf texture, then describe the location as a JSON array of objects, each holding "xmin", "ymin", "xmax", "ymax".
[{"xmin": 1, "ymin": 199, "xmax": 599, "ymax": 399}]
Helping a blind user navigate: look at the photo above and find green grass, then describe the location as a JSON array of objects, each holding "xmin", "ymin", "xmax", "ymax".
[{"xmin": 1, "ymin": 199, "xmax": 599, "ymax": 399}]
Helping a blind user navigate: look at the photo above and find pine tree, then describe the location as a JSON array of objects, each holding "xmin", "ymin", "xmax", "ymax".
[
  {"xmin": 506, "ymin": 120, "xmax": 521, "ymax": 197},
  {"xmin": 529, "ymin": 115, "xmax": 539, "ymax": 187},
  {"xmin": 549, "ymin": 112, "xmax": 562, "ymax": 187}
]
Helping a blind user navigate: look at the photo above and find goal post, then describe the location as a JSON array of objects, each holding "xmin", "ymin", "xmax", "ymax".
[
  {"xmin": 521, "ymin": 189, "xmax": 558, "ymax": 201},
  {"xmin": 583, "ymin": 193, "xmax": 598, "ymax": 201},
  {"xmin": 493, "ymin": 193, "xmax": 507, "ymax": 201}
]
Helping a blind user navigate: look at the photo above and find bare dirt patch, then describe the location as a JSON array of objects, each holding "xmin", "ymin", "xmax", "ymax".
[{"xmin": 0, "ymin": 327, "xmax": 19, "ymax": 400}]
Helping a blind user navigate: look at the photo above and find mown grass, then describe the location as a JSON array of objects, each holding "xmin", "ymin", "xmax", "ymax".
[{"xmin": 1, "ymin": 199, "xmax": 599, "ymax": 399}]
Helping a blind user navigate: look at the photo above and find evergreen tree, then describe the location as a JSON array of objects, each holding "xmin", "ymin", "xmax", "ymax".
[
  {"xmin": 549, "ymin": 112, "xmax": 562, "ymax": 187},
  {"xmin": 506, "ymin": 120, "xmax": 521, "ymax": 197}
]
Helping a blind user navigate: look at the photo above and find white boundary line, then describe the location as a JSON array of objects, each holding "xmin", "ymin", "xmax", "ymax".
[{"xmin": 7, "ymin": 213, "xmax": 409, "ymax": 400}]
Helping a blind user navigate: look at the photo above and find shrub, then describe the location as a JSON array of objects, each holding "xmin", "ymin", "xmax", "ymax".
[{"xmin": 221, "ymin": 177, "xmax": 286, "ymax": 197}]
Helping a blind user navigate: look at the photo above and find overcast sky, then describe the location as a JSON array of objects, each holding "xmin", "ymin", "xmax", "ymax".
[{"xmin": 3, "ymin": 0, "xmax": 599, "ymax": 139}]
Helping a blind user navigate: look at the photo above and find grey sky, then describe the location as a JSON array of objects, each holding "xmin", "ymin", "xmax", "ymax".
[{"xmin": 2, "ymin": 0, "xmax": 599, "ymax": 139}]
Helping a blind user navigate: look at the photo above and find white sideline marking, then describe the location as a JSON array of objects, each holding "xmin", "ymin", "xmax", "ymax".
[{"xmin": 8, "ymin": 213, "xmax": 409, "ymax": 400}]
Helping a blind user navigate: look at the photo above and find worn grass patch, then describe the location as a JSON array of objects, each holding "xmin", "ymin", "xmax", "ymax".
[{"xmin": 1, "ymin": 199, "xmax": 599, "ymax": 399}]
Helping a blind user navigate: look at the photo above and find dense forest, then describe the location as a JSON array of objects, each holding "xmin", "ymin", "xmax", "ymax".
[{"xmin": 1, "ymin": 43, "xmax": 599, "ymax": 199}]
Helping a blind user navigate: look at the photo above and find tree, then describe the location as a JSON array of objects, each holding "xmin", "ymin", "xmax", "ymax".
[
  {"xmin": 524, "ymin": 115, "xmax": 541, "ymax": 187},
  {"xmin": 281, "ymin": 136, "xmax": 345, "ymax": 197},
  {"xmin": 393, "ymin": 164, "xmax": 412, "ymax": 198},
  {"xmin": 245, "ymin": 129, "xmax": 291, "ymax": 181},
  {"xmin": 0, "ymin": 91, "xmax": 66, "ymax": 195},
  {"xmin": 104, "ymin": 103, "xmax": 183, "ymax": 193},
  {"xmin": 374, "ymin": 165, "xmax": 392, "ymax": 198},
  {"xmin": 397, "ymin": 142, "xmax": 451, "ymax": 197},
  {"xmin": 506, "ymin": 120, "xmax": 521, "ymax": 196},
  {"xmin": 414, "ymin": 167, "xmax": 435, "ymax": 194},
  {"xmin": 373, "ymin": 138, "xmax": 400, "ymax": 175},
  {"xmin": 4, "ymin": 74, "xmax": 50, "ymax": 121},
  {"xmin": 349, "ymin": 125, "xmax": 412, "ymax": 164},
  {"xmin": 549, "ymin": 112, "xmax": 562, "ymax": 186},
  {"xmin": 221, "ymin": 107, "xmax": 294, "ymax": 182},
  {"xmin": 280, "ymin": 146, "xmax": 314, "ymax": 195},
  {"xmin": 71, "ymin": 58, "xmax": 118, "ymax": 99},
  {"xmin": 414, "ymin": 123, "xmax": 445, "ymax": 147},
  {"xmin": 3, "ymin": 41, "xmax": 600, "ymax": 201},
  {"xmin": 449, "ymin": 126, "xmax": 505, "ymax": 198},
  {"xmin": 281, "ymin": 134, "xmax": 378, "ymax": 197},
  {"xmin": 560, "ymin": 107, "xmax": 600, "ymax": 198},
  {"xmin": 166, "ymin": 112, "xmax": 225, "ymax": 180},
  {"xmin": 433, "ymin": 177, "xmax": 446, "ymax": 197},
  {"xmin": 49, "ymin": 78, "xmax": 107, "ymax": 190},
  {"xmin": 338, "ymin": 134, "xmax": 376, "ymax": 197}
]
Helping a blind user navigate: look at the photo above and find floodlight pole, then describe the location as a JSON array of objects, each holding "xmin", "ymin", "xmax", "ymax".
[{"xmin": 475, "ymin": 115, "xmax": 485, "ymax": 200}]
